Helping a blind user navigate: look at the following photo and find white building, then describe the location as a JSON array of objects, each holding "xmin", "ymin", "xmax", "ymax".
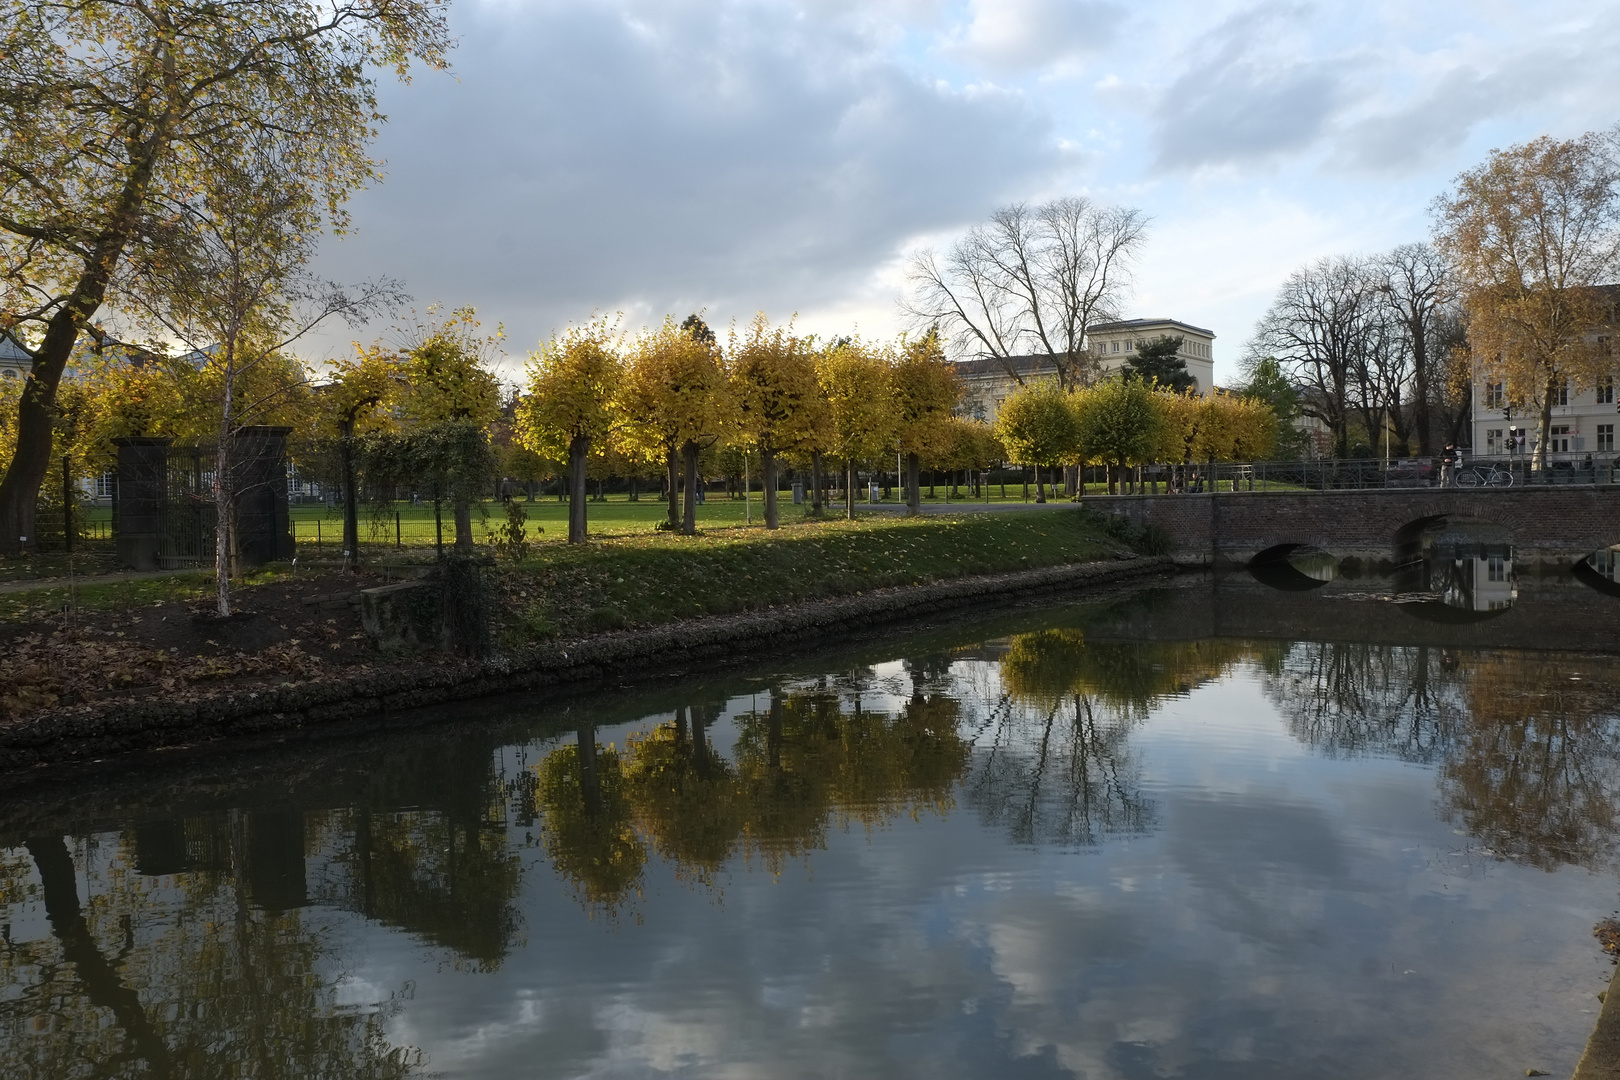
[
  {"xmin": 954, "ymin": 317, "xmax": 1217, "ymax": 424},
  {"xmin": 0, "ymin": 331, "xmax": 29, "ymax": 381}
]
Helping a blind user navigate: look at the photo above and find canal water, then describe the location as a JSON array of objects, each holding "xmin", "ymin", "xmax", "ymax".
[{"xmin": 4, "ymin": 569, "xmax": 1620, "ymax": 1079}]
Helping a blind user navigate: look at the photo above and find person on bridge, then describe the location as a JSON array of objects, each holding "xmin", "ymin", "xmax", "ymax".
[{"xmin": 1441, "ymin": 443, "xmax": 1458, "ymax": 487}]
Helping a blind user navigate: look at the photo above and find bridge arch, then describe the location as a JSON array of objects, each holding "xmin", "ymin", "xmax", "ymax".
[{"xmin": 1246, "ymin": 543, "xmax": 1338, "ymax": 591}]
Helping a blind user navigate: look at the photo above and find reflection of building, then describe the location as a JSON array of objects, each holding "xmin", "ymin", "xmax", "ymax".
[
  {"xmin": 1430, "ymin": 548, "xmax": 1516, "ymax": 612},
  {"xmin": 953, "ymin": 317, "xmax": 1216, "ymax": 424}
]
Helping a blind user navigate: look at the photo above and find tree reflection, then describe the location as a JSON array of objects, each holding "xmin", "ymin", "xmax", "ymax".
[
  {"xmin": 1258, "ymin": 643, "xmax": 1466, "ymax": 763},
  {"xmin": 1441, "ymin": 653, "xmax": 1620, "ymax": 870},
  {"xmin": 533, "ymin": 686, "xmax": 971, "ymax": 909},
  {"xmin": 535, "ymin": 725, "xmax": 647, "ymax": 915},
  {"xmin": 0, "ymin": 831, "xmax": 423, "ymax": 1080}
]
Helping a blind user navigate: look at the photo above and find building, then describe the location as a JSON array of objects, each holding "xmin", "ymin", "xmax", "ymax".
[
  {"xmin": 1085, "ymin": 318, "xmax": 1216, "ymax": 394},
  {"xmin": 1470, "ymin": 287, "xmax": 1620, "ymax": 462},
  {"xmin": 0, "ymin": 330, "xmax": 29, "ymax": 381},
  {"xmin": 953, "ymin": 317, "xmax": 1216, "ymax": 424}
]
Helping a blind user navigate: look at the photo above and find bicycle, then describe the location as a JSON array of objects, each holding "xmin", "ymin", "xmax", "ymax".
[{"xmin": 1455, "ymin": 463, "xmax": 1514, "ymax": 487}]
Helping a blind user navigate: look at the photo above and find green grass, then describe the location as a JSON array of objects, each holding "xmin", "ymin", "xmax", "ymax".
[
  {"xmin": 494, "ymin": 508, "xmax": 1125, "ymax": 644},
  {"xmin": 0, "ymin": 571, "xmax": 215, "ymax": 621}
]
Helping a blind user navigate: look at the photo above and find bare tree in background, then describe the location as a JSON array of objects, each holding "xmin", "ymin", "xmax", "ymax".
[
  {"xmin": 1376, "ymin": 244, "xmax": 1454, "ymax": 456},
  {"xmin": 1249, "ymin": 256, "xmax": 1381, "ymax": 458},
  {"xmin": 904, "ymin": 198, "xmax": 1148, "ymax": 390}
]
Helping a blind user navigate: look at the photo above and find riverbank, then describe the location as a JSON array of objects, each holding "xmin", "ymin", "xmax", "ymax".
[{"xmin": 0, "ymin": 510, "xmax": 1173, "ymax": 771}]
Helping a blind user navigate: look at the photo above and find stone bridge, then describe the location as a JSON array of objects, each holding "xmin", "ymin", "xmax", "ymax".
[{"xmin": 1084, "ymin": 486, "xmax": 1620, "ymax": 567}]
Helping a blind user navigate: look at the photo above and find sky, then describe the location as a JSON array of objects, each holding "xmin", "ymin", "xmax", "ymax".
[{"xmin": 307, "ymin": 0, "xmax": 1620, "ymax": 386}]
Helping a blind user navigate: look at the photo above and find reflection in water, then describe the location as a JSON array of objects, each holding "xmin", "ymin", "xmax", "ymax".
[
  {"xmin": 6, "ymin": 591, "xmax": 1620, "ymax": 1077},
  {"xmin": 1576, "ymin": 545, "xmax": 1620, "ymax": 597},
  {"xmin": 1393, "ymin": 517, "xmax": 1517, "ymax": 619},
  {"xmin": 1249, "ymin": 545, "xmax": 1339, "ymax": 591}
]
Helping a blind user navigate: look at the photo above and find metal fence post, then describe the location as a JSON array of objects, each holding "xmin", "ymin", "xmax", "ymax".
[{"xmin": 61, "ymin": 454, "xmax": 73, "ymax": 554}]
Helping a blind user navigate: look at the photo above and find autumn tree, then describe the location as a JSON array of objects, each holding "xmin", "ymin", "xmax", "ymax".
[
  {"xmin": 992, "ymin": 381, "xmax": 1078, "ymax": 503},
  {"xmin": 0, "ymin": 0, "xmax": 451, "ymax": 556},
  {"xmin": 617, "ymin": 317, "xmax": 733, "ymax": 534},
  {"xmin": 320, "ymin": 345, "xmax": 404, "ymax": 558},
  {"xmin": 131, "ymin": 150, "xmax": 397, "ymax": 612},
  {"xmin": 889, "ymin": 330, "xmax": 959, "ymax": 513},
  {"xmin": 815, "ymin": 338, "xmax": 896, "ymax": 519},
  {"xmin": 1073, "ymin": 377, "xmax": 1165, "ymax": 494},
  {"xmin": 520, "ymin": 317, "xmax": 622, "ymax": 543},
  {"xmin": 1433, "ymin": 129, "xmax": 1620, "ymax": 468},
  {"xmin": 393, "ymin": 307, "xmax": 504, "ymax": 550},
  {"xmin": 905, "ymin": 198, "xmax": 1148, "ymax": 389},
  {"xmin": 729, "ymin": 314, "xmax": 824, "ymax": 529}
]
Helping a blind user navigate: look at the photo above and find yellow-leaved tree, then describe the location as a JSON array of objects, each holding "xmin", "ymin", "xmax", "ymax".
[
  {"xmin": 1433, "ymin": 130, "xmax": 1620, "ymax": 469},
  {"xmin": 815, "ymin": 339, "xmax": 897, "ymax": 519},
  {"xmin": 992, "ymin": 381, "xmax": 1078, "ymax": 503},
  {"xmin": 520, "ymin": 316, "xmax": 623, "ymax": 543},
  {"xmin": 729, "ymin": 314, "xmax": 825, "ymax": 530},
  {"xmin": 616, "ymin": 316, "xmax": 734, "ymax": 534},
  {"xmin": 889, "ymin": 330, "xmax": 960, "ymax": 513},
  {"xmin": 1072, "ymin": 378, "xmax": 1166, "ymax": 494},
  {"xmin": 392, "ymin": 307, "xmax": 504, "ymax": 551}
]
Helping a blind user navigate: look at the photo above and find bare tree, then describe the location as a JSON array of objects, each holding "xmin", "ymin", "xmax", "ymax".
[
  {"xmin": 1376, "ymin": 244, "xmax": 1454, "ymax": 455},
  {"xmin": 134, "ymin": 151, "xmax": 400, "ymax": 616},
  {"xmin": 904, "ymin": 197, "xmax": 1148, "ymax": 390},
  {"xmin": 1248, "ymin": 256, "xmax": 1381, "ymax": 457}
]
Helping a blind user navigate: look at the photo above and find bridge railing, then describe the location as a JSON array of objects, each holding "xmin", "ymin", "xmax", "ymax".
[{"xmin": 1112, "ymin": 455, "xmax": 1620, "ymax": 494}]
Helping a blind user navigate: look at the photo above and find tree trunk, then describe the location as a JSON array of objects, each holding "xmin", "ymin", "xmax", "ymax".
[
  {"xmin": 1535, "ymin": 371, "xmax": 1557, "ymax": 471},
  {"xmin": 682, "ymin": 440, "xmax": 699, "ymax": 534},
  {"xmin": 811, "ymin": 450, "xmax": 824, "ymax": 516},
  {"xmin": 846, "ymin": 461, "xmax": 856, "ymax": 520},
  {"xmin": 214, "ymin": 354, "xmax": 237, "ymax": 617},
  {"xmin": 1034, "ymin": 463, "xmax": 1046, "ymax": 503},
  {"xmin": 454, "ymin": 496, "xmax": 473, "ymax": 551},
  {"xmin": 763, "ymin": 450, "xmax": 780, "ymax": 530},
  {"xmin": 905, "ymin": 452, "xmax": 920, "ymax": 514},
  {"xmin": 665, "ymin": 447, "xmax": 680, "ymax": 529},
  {"xmin": 340, "ymin": 420, "xmax": 360, "ymax": 564},
  {"xmin": 568, "ymin": 435, "xmax": 590, "ymax": 543},
  {"xmin": 578, "ymin": 723, "xmax": 600, "ymax": 815}
]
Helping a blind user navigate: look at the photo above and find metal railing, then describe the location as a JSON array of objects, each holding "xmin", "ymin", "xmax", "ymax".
[{"xmin": 1094, "ymin": 454, "xmax": 1620, "ymax": 495}]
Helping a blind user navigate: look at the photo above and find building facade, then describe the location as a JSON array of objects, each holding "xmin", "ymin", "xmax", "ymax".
[
  {"xmin": 954, "ymin": 317, "xmax": 1217, "ymax": 424},
  {"xmin": 0, "ymin": 331, "xmax": 28, "ymax": 382}
]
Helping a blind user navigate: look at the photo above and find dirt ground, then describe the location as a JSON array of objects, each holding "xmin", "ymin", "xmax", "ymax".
[{"xmin": 0, "ymin": 569, "xmax": 433, "ymax": 719}]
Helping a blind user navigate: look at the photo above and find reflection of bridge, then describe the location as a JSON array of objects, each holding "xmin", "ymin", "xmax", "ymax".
[
  {"xmin": 1086, "ymin": 487, "xmax": 1620, "ymax": 566},
  {"xmin": 1081, "ymin": 575, "xmax": 1620, "ymax": 653}
]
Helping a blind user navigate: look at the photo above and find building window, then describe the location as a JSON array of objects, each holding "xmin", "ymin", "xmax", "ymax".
[
  {"xmin": 1486, "ymin": 428, "xmax": 1503, "ymax": 452},
  {"xmin": 1550, "ymin": 424, "xmax": 1572, "ymax": 453},
  {"xmin": 95, "ymin": 471, "xmax": 114, "ymax": 499},
  {"xmin": 1487, "ymin": 556, "xmax": 1506, "ymax": 582},
  {"xmin": 1601, "ymin": 424, "xmax": 1615, "ymax": 453},
  {"xmin": 1111, "ymin": 341, "xmax": 1119, "ymax": 353},
  {"xmin": 0, "ymin": 368, "xmax": 15, "ymax": 380},
  {"xmin": 1600, "ymin": 376, "xmax": 1615, "ymax": 405},
  {"xmin": 1484, "ymin": 382, "xmax": 1504, "ymax": 410},
  {"xmin": 1558, "ymin": 379, "xmax": 1569, "ymax": 406}
]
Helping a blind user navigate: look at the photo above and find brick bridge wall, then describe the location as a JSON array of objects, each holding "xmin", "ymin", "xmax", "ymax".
[{"xmin": 1085, "ymin": 486, "xmax": 1620, "ymax": 565}]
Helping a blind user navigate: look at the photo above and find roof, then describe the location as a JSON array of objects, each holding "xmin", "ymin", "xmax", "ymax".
[
  {"xmin": 951, "ymin": 355, "xmax": 1061, "ymax": 379},
  {"xmin": 0, "ymin": 330, "xmax": 31, "ymax": 365},
  {"xmin": 1087, "ymin": 318, "xmax": 1216, "ymax": 338}
]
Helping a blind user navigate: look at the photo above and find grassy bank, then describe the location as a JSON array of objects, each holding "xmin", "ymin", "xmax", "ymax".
[{"xmin": 493, "ymin": 509, "xmax": 1131, "ymax": 642}]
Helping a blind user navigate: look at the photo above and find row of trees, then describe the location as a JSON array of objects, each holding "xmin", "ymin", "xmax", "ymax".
[{"xmin": 1250, "ymin": 125, "xmax": 1620, "ymax": 467}]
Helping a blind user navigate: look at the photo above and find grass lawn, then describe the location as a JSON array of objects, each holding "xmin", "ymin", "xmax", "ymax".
[{"xmin": 492, "ymin": 507, "xmax": 1135, "ymax": 643}]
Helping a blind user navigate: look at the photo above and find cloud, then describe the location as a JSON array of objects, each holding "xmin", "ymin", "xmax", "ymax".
[
  {"xmin": 310, "ymin": 0, "xmax": 1063, "ymax": 362},
  {"xmin": 1151, "ymin": 5, "xmax": 1346, "ymax": 170},
  {"xmin": 947, "ymin": 0, "xmax": 1127, "ymax": 72}
]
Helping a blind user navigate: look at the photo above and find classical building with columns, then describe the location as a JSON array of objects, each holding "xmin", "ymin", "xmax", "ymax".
[{"xmin": 955, "ymin": 317, "xmax": 1217, "ymax": 423}]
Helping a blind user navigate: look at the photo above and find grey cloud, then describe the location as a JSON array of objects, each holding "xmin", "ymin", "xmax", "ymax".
[
  {"xmin": 1150, "ymin": 4, "xmax": 1346, "ymax": 171},
  {"xmin": 310, "ymin": 0, "xmax": 1062, "ymax": 357}
]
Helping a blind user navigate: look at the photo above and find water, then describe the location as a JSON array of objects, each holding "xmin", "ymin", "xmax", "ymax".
[{"xmin": 4, "ymin": 573, "xmax": 1620, "ymax": 1079}]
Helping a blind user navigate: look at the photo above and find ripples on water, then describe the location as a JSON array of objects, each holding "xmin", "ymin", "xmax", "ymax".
[{"xmin": 4, "ymin": 575, "xmax": 1620, "ymax": 1079}]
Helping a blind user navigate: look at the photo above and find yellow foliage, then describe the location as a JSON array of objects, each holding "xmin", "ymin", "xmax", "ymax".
[
  {"xmin": 728, "ymin": 313, "xmax": 826, "ymax": 457},
  {"xmin": 814, "ymin": 337, "xmax": 897, "ymax": 465},
  {"xmin": 519, "ymin": 315, "xmax": 623, "ymax": 461},
  {"xmin": 615, "ymin": 316, "xmax": 735, "ymax": 464}
]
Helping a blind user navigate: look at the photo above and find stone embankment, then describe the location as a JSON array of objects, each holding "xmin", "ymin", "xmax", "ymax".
[{"xmin": 0, "ymin": 555, "xmax": 1173, "ymax": 772}]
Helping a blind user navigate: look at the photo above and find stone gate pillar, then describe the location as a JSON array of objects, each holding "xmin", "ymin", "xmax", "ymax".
[
  {"xmin": 231, "ymin": 426, "xmax": 294, "ymax": 566},
  {"xmin": 112, "ymin": 437, "xmax": 171, "ymax": 570}
]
